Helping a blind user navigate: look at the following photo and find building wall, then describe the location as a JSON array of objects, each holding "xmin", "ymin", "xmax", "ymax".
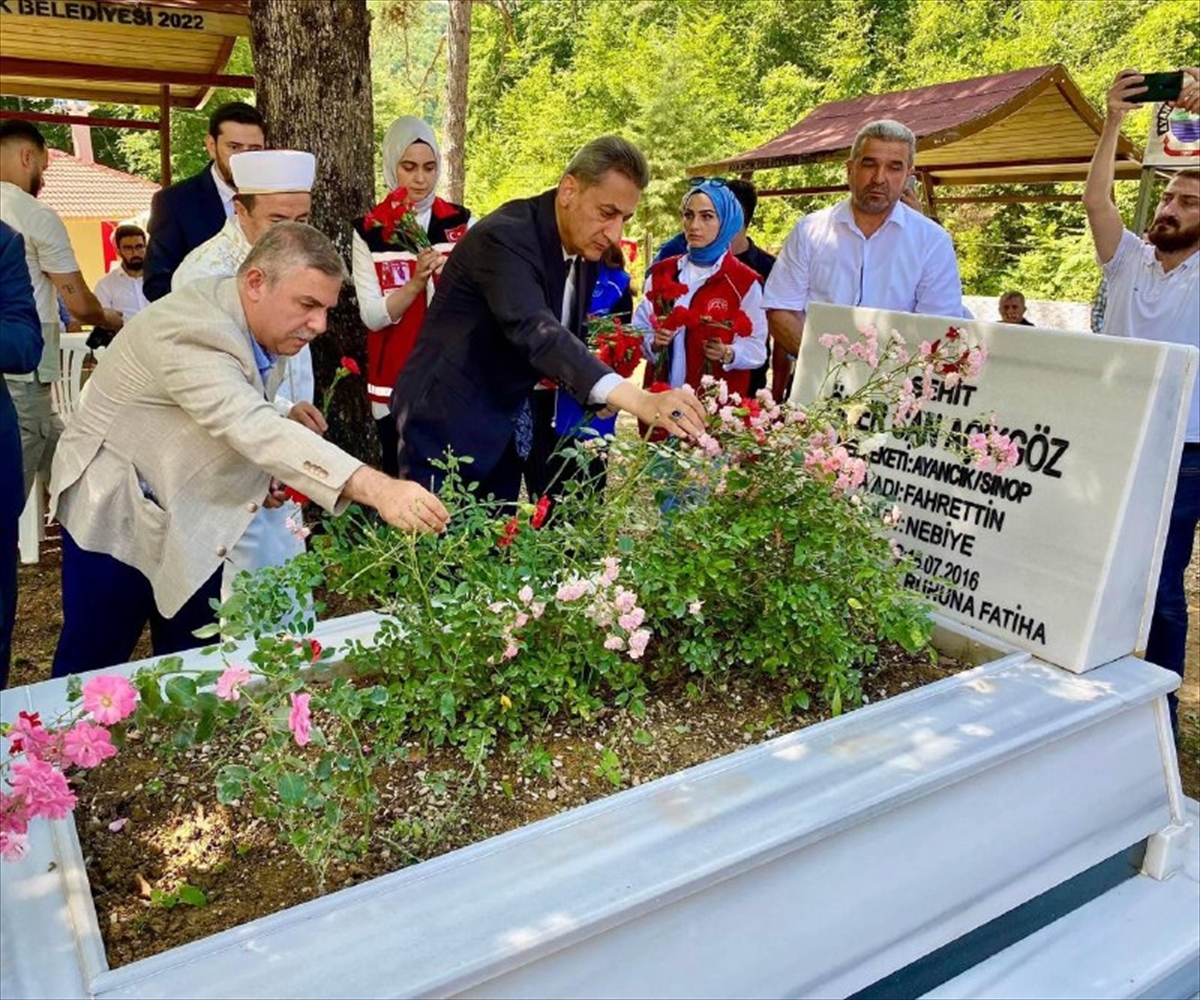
[{"xmin": 63, "ymin": 217, "xmax": 112, "ymax": 287}]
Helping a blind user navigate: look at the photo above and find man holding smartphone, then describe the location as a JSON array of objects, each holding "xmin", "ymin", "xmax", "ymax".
[{"xmin": 1084, "ymin": 67, "xmax": 1200, "ymax": 741}]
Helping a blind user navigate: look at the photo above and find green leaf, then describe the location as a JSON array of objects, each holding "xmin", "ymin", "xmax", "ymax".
[
  {"xmin": 439, "ymin": 691, "xmax": 457, "ymax": 724},
  {"xmin": 216, "ymin": 765, "xmax": 251, "ymax": 804},
  {"xmin": 177, "ymin": 884, "xmax": 208, "ymax": 907},
  {"xmin": 149, "ymin": 888, "xmax": 177, "ymax": 909},
  {"xmin": 277, "ymin": 773, "xmax": 309, "ymax": 807},
  {"xmin": 164, "ymin": 676, "xmax": 198, "ymax": 708},
  {"xmin": 848, "ymin": 597, "xmax": 864, "ymax": 610},
  {"xmin": 632, "ymin": 729, "xmax": 654, "ymax": 746}
]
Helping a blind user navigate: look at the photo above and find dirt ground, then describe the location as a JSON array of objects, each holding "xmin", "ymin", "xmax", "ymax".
[{"xmin": 9, "ymin": 528, "xmax": 1200, "ymax": 794}]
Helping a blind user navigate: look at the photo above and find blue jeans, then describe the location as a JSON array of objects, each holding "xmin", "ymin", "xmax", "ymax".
[{"xmin": 1145, "ymin": 448, "xmax": 1200, "ymax": 735}]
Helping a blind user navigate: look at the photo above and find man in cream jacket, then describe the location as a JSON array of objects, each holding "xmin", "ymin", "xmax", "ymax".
[{"xmin": 50, "ymin": 223, "xmax": 447, "ymax": 675}]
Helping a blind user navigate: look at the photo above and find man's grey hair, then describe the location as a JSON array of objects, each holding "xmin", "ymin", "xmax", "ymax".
[
  {"xmin": 237, "ymin": 222, "xmax": 348, "ymax": 285},
  {"xmin": 850, "ymin": 119, "xmax": 917, "ymax": 165},
  {"xmin": 563, "ymin": 135, "xmax": 651, "ymax": 190}
]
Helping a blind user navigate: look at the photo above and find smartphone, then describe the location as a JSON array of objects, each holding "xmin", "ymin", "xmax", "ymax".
[
  {"xmin": 1126, "ymin": 70, "xmax": 1184, "ymax": 104},
  {"xmin": 904, "ymin": 176, "xmax": 918, "ymax": 192}
]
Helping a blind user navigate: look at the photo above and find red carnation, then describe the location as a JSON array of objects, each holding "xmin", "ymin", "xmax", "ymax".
[
  {"xmin": 498, "ymin": 516, "xmax": 520, "ymax": 548},
  {"xmin": 340, "ymin": 356, "xmax": 361, "ymax": 376},
  {"xmin": 284, "ymin": 486, "xmax": 310, "ymax": 505},
  {"xmin": 662, "ymin": 306, "xmax": 696, "ymax": 331},
  {"xmin": 531, "ymin": 495, "xmax": 551, "ymax": 530}
]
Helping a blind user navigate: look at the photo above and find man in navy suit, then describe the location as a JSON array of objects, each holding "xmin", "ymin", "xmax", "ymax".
[
  {"xmin": 144, "ymin": 101, "xmax": 265, "ymax": 300},
  {"xmin": 0, "ymin": 221, "xmax": 43, "ymax": 687},
  {"xmin": 391, "ymin": 136, "xmax": 705, "ymax": 504}
]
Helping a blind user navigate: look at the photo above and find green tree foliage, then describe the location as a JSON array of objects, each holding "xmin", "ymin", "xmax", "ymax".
[{"xmin": 391, "ymin": 0, "xmax": 1193, "ymax": 302}]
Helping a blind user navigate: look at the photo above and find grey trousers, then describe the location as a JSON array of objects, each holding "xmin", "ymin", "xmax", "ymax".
[{"xmin": 4, "ymin": 378, "xmax": 63, "ymax": 501}]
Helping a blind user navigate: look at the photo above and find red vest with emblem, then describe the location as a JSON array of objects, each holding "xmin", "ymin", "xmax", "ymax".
[
  {"xmin": 643, "ymin": 253, "xmax": 760, "ymax": 398},
  {"xmin": 355, "ymin": 197, "xmax": 472, "ymax": 407}
]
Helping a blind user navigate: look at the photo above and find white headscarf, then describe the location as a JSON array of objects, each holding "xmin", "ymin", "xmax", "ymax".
[{"xmin": 381, "ymin": 116, "xmax": 441, "ymax": 213}]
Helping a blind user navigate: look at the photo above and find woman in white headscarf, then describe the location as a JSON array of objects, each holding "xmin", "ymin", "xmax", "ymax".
[{"xmin": 352, "ymin": 116, "xmax": 473, "ymax": 475}]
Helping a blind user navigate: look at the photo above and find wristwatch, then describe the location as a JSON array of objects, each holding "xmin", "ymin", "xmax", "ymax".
[{"xmin": 722, "ymin": 346, "xmax": 735, "ymax": 366}]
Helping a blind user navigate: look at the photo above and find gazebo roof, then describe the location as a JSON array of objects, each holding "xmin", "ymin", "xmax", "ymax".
[
  {"xmin": 0, "ymin": 0, "xmax": 252, "ymax": 109},
  {"xmin": 41, "ymin": 149, "xmax": 159, "ymax": 219},
  {"xmin": 689, "ymin": 65, "xmax": 1143, "ymax": 185}
]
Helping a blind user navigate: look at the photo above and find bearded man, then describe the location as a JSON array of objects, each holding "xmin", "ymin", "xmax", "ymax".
[
  {"xmin": 1085, "ymin": 66, "xmax": 1200, "ymax": 740},
  {"xmin": 94, "ymin": 224, "xmax": 149, "ymax": 322}
]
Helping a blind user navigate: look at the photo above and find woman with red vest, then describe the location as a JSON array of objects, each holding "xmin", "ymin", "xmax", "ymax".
[
  {"xmin": 634, "ymin": 178, "xmax": 767, "ymax": 399},
  {"xmin": 352, "ymin": 117, "xmax": 473, "ymax": 474}
]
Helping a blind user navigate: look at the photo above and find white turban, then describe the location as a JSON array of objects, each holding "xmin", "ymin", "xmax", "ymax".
[{"xmin": 381, "ymin": 116, "xmax": 441, "ymax": 213}]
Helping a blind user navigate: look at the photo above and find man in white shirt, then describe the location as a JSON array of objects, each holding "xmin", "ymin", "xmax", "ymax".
[
  {"xmin": 171, "ymin": 150, "xmax": 319, "ymax": 599},
  {"xmin": 93, "ymin": 223, "xmax": 149, "ymax": 322},
  {"xmin": 1084, "ymin": 67, "xmax": 1200, "ymax": 739},
  {"xmin": 763, "ymin": 119, "xmax": 968, "ymax": 360},
  {"xmin": 0, "ymin": 121, "xmax": 124, "ymax": 500}
]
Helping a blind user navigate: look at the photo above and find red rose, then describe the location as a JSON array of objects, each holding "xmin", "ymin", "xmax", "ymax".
[
  {"xmin": 306, "ymin": 638, "xmax": 322, "ymax": 661},
  {"xmin": 531, "ymin": 495, "xmax": 551, "ymax": 530},
  {"xmin": 340, "ymin": 356, "xmax": 361, "ymax": 376}
]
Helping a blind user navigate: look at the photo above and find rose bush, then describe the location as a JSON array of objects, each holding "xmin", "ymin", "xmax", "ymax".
[{"xmin": 3, "ymin": 323, "xmax": 1016, "ymax": 888}]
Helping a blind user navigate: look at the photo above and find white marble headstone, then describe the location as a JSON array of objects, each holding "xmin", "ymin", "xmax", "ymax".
[{"xmin": 794, "ymin": 303, "xmax": 1197, "ymax": 673}]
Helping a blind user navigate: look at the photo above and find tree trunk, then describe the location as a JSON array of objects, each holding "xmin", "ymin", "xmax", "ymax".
[
  {"xmin": 443, "ymin": 0, "xmax": 471, "ymax": 204},
  {"xmin": 249, "ymin": 0, "xmax": 376, "ymax": 463}
]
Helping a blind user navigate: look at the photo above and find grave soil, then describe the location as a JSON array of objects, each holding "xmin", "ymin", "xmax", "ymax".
[
  {"xmin": 9, "ymin": 531, "xmax": 1200, "ymax": 969},
  {"xmin": 72, "ymin": 643, "xmax": 955, "ymax": 968}
]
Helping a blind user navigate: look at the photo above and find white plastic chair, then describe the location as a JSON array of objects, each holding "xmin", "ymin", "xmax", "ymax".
[{"xmin": 18, "ymin": 334, "xmax": 99, "ymax": 564}]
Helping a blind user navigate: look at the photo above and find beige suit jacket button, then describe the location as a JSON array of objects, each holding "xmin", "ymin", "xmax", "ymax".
[
  {"xmin": 216, "ymin": 545, "xmax": 228, "ymax": 557},
  {"xmin": 247, "ymin": 502, "xmax": 259, "ymax": 513}
]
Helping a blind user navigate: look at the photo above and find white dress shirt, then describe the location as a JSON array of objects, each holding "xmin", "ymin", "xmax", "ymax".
[
  {"xmin": 763, "ymin": 199, "xmax": 968, "ymax": 320},
  {"xmin": 211, "ymin": 162, "xmax": 237, "ymax": 219},
  {"xmin": 93, "ymin": 267, "xmax": 149, "ymax": 320}
]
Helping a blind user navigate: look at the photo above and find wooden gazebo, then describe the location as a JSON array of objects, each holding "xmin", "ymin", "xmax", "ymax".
[
  {"xmin": 0, "ymin": 0, "xmax": 253, "ymax": 184},
  {"xmin": 689, "ymin": 65, "xmax": 1144, "ymax": 218}
]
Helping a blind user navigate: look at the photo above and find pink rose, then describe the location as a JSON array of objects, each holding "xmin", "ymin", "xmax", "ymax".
[
  {"xmin": 10, "ymin": 758, "xmax": 76, "ymax": 821},
  {"xmin": 81, "ymin": 675, "xmax": 138, "ymax": 725},
  {"xmin": 628, "ymin": 628, "xmax": 651, "ymax": 660},
  {"xmin": 288, "ymin": 693, "xmax": 312, "ymax": 747},
  {"xmin": 216, "ymin": 665, "xmax": 252, "ymax": 702},
  {"xmin": 61, "ymin": 722, "xmax": 117, "ymax": 769}
]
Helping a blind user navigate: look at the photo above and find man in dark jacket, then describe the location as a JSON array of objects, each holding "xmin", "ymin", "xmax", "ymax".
[
  {"xmin": 143, "ymin": 102, "xmax": 265, "ymax": 300},
  {"xmin": 0, "ymin": 221, "xmax": 43, "ymax": 687},
  {"xmin": 392, "ymin": 136, "xmax": 704, "ymax": 504}
]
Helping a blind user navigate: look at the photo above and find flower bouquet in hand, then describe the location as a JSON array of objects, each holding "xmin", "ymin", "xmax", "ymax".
[
  {"xmin": 590, "ymin": 314, "xmax": 643, "ymax": 378},
  {"xmin": 692, "ymin": 302, "xmax": 754, "ymax": 376},
  {"xmin": 645, "ymin": 273, "xmax": 694, "ymax": 383},
  {"xmin": 554, "ymin": 315, "xmax": 644, "ymax": 439},
  {"xmin": 363, "ymin": 186, "xmax": 432, "ymax": 253}
]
